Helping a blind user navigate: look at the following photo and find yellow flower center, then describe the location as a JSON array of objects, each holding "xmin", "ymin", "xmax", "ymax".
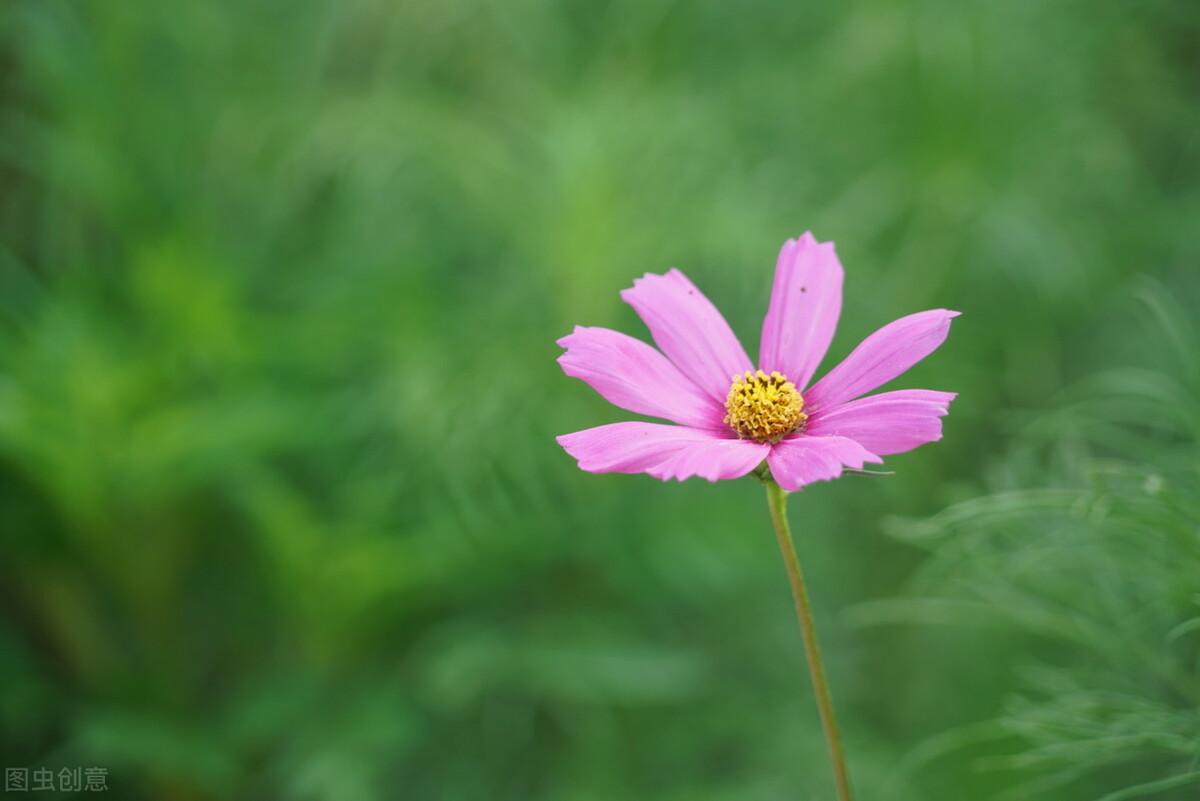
[{"xmin": 724, "ymin": 370, "xmax": 807, "ymax": 443}]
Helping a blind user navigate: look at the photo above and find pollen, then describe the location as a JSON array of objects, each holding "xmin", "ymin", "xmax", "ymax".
[{"xmin": 724, "ymin": 370, "xmax": 807, "ymax": 443}]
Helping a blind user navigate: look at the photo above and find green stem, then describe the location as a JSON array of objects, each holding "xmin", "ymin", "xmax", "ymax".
[{"xmin": 763, "ymin": 478, "xmax": 854, "ymax": 801}]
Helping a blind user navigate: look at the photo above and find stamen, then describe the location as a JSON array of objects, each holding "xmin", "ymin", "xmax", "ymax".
[{"xmin": 724, "ymin": 370, "xmax": 807, "ymax": 444}]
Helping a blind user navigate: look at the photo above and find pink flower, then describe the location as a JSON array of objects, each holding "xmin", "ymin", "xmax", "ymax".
[{"xmin": 556, "ymin": 233, "xmax": 959, "ymax": 491}]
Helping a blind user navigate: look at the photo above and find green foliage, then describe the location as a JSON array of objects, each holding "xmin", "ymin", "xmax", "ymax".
[
  {"xmin": 853, "ymin": 289, "xmax": 1200, "ymax": 799},
  {"xmin": 0, "ymin": 1, "xmax": 1198, "ymax": 799}
]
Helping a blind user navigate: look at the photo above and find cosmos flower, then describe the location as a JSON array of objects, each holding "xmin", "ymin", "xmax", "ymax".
[{"xmin": 556, "ymin": 233, "xmax": 958, "ymax": 491}]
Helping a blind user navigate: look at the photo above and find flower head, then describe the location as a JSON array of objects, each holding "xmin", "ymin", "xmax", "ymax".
[
  {"xmin": 724, "ymin": 370, "xmax": 806, "ymax": 443},
  {"xmin": 556, "ymin": 233, "xmax": 958, "ymax": 491}
]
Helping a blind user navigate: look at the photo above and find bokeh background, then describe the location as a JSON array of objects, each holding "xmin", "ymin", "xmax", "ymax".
[{"xmin": 2, "ymin": 1, "xmax": 1199, "ymax": 799}]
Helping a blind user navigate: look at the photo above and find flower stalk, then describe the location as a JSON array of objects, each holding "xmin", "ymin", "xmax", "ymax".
[{"xmin": 762, "ymin": 478, "xmax": 854, "ymax": 801}]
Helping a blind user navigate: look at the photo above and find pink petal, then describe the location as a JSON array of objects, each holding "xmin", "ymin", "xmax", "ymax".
[
  {"xmin": 557, "ymin": 326, "xmax": 725, "ymax": 430},
  {"xmin": 621, "ymin": 269, "xmax": 753, "ymax": 403},
  {"xmin": 758, "ymin": 233, "xmax": 844, "ymax": 390},
  {"xmin": 557, "ymin": 423, "xmax": 769, "ymax": 483},
  {"xmin": 766, "ymin": 435, "xmax": 882, "ymax": 492},
  {"xmin": 806, "ymin": 390, "xmax": 956, "ymax": 456},
  {"xmin": 804, "ymin": 310, "xmax": 960, "ymax": 412}
]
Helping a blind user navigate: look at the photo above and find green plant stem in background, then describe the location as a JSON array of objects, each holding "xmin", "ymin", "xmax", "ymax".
[{"xmin": 763, "ymin": 479, "xmax": 853, "ymax": 801}]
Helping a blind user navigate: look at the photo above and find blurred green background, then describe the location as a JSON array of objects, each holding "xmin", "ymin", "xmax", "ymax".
[{"xmin": 2, "ymin": 1, "xmax": 1199, "ymax": 799}]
